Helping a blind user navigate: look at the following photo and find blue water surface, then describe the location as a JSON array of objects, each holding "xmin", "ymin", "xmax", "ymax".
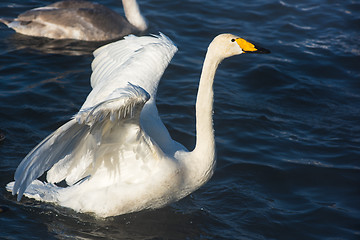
[{"xmin": 0, "ymin": 0, "xmax": 359, "ymax": 239}]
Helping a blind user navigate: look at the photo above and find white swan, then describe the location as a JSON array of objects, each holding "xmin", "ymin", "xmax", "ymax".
[
  {"xmin": 7, "ymin": 33, "xmax": 269, "ymax": 217},
  {"xmin": 0, "ymin": 0, "xmax": 147, "ymax": 41}
]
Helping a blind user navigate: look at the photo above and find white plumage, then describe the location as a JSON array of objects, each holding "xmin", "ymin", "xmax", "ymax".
[{"xmin": 7, "ymin": 33, "xmax": 269, "ymax": 217}]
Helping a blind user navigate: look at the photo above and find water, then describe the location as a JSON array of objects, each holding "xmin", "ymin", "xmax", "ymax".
[{"xmin": 0, "ymin": 0, "xmax": 359, "ymax": 239}]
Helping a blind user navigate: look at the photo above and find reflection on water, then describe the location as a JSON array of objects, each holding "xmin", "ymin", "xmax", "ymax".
[
  {"xmin": 45, "ymin": 206, "xmax": 202, "ymax": 239},
  {"xmin": 4, "ymin": 33, "xmax": 110, "ymax": 56}
]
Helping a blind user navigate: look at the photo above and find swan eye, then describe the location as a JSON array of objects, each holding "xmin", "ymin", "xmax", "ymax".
[{"xmin": 231, "ymin": 39, "xmax": 235, "ymax": 42}]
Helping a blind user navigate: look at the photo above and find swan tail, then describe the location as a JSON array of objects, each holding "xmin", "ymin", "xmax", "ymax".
[{"xmin": 7, "ymin": 180, "xmax": 60, "ymax": 203}]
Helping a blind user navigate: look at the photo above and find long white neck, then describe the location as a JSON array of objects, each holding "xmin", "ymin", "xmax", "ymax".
[
  {"xmin": 190, "ymin": 44, "xmax": 222, "ymax": 182},
  {"xmin": 122, "ymin": 0, "xmax": 147, "ymax": 31}
]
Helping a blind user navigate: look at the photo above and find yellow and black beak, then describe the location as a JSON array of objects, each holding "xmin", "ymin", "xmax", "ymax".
[{"xmin": 235, "ymin": 38, "xmax": 270, "ymax": 54}]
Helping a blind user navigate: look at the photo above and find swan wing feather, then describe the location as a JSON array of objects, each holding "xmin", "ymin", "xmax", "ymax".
[
  {"xmin": 13, "ymin": 119, "xmax": 89, "ymax": 201},
  {"xmin": 88, "ymin": 33, "xmax": 177, "ymax": 103},
  {"xmin": 81, "ymin": 33, "xmax": 180, "ymax": 153},
  {"xmin": 13, "ymin": 33, "xmax": 178, "ymax": 201},
  {"xmin": 13, "ymin": 83, "xmax": 151, "ymax": 201}
]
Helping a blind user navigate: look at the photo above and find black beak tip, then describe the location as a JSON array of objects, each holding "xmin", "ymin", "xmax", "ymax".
[
  {"xmin": 245, "ymin": 46, "xmax": 271, "ymax": 54},
  {"xmin": 258, "ymin": 47, "xmax": 271, "ymax": 54},
  {"xmin": 254, "ymin": 46, "xmax": 271, "ymax": 54}
]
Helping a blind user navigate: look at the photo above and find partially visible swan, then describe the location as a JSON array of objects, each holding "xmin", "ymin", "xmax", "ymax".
[
  {"xmin": 7, "ymin": 33, "xmax": 269, "ymax": 217},
  {"xmin": 0, "ymin": 0, "xmax": 147, "ymax": 41}
]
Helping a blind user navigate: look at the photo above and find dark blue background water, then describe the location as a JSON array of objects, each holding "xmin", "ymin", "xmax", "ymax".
[{"xmin": 0, "ymin": 0, "xmax": 359, "ymax": 239}]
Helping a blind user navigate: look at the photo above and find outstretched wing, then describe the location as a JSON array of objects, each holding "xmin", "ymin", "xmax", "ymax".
[
  {"xmin": 84, "ymin": 33, "xmax": 182, "ymax": 154},
  {"xmin": 83, "ymin": 33, "xmax": 178, "ymax": 109},
  {"xmin": 13, "ymin": 83, "xmax": 152, "ymax": 200},
  {"xmin": 12, "ymin": 33, "xmax": 180, "ymax": 200}
]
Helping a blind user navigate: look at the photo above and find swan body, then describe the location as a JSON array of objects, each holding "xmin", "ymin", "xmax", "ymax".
[
  {"xmin": 7, "ymin": 33, "xmax": 269, "ymax": 217},
  {"xmin": 0, "ymin": 0, "xmax": 147, "ymax": 41}
]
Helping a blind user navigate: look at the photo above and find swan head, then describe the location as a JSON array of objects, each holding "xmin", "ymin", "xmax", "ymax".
[{"xmin": 209, "ymin": 34, "xmax": 270, "ymax": 60}]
